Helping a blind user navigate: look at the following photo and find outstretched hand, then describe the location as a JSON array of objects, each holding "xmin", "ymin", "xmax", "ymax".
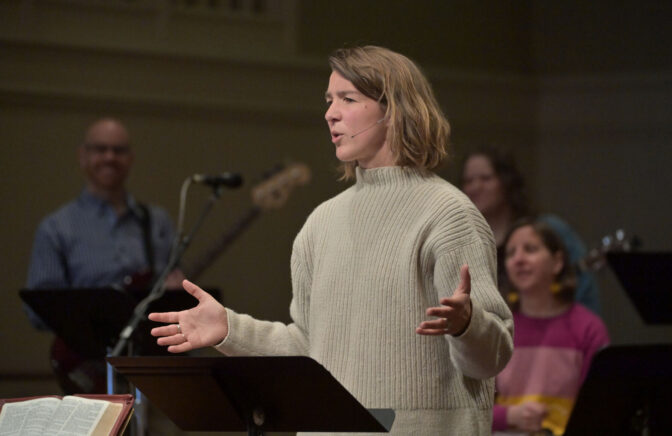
[
  {"xmin": 148, "ymin": 279, "xmax": 228, "ymax": 353},
  {"xmin": 507, "ymin": 401, "xmax": 548, "ymax": 432},
  {"xmin": 416, "ymin": 264, "xmax": 472, "ymax": 336}
]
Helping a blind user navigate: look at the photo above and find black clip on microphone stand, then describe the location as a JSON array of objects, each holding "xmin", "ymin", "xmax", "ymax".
[{"xmin": 106, "ymin": 182, "xmax": 228, "ymax": 435}]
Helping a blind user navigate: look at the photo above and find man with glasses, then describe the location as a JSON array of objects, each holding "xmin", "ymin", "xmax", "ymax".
[
  {"xmin": 27, "ymin": 117, "xmax": 182, "ymax": 292},
  {"xmin": 25, "ymin": 117, "xmax": 183, "ymax": 393}
]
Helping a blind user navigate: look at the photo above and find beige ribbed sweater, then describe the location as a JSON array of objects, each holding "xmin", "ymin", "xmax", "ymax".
[{"xmin": 216, "ymin": 166, "xmax": 513, "ymax": 435}]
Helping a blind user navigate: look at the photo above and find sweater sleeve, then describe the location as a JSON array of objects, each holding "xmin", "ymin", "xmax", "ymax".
[
  {"xmin": 25, "ymin": 218, "xmax": 70, "ymax": 330},
  {"xmin": 576, "ymin": 307, "xmax": 610, "ymax": 383},
  {"xmin": 214, "ymin": 308, "xmax": 309, "ymax": 356},
  {"xmin": 434, "ymin": 243, "xmax": 514, "ymax": 379},
  {"xmin": 26, "ymin": 218, "xmax": 70, "ymax": 290},
  {"xmin": 214, "ymin": 227, "xmax": 312, "ymax": 357},
  {"xmin": 492, "ymin": 404, "xmax": 509, "ymax": 431}
]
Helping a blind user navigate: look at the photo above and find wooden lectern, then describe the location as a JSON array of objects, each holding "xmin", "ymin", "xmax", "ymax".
[{"xmin": 107, "ymin": 356, "xmax": 395, "ymax": 435}]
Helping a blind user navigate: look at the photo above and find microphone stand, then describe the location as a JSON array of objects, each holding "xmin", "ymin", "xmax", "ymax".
[
  {"xmin": 110, "ymin": 184, "xmax": 225, "ymax": 357},
  {"xmin": 106, "ymin": 183, "xmax": 226, "ymax": 435}
]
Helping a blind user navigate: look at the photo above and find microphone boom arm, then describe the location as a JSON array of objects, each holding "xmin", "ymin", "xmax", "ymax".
[{"xmin": 109, "ymin": 183, "xmax": 226, "ymax": 358}]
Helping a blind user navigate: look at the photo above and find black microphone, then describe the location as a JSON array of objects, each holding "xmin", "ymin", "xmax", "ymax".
[
  {"xmin": 192, "ymin": 172, "xmax": 243, "ymax": 188},
  {"xmin": 350, "ymin": 118, "xmax": 386, "ymax": 138}
]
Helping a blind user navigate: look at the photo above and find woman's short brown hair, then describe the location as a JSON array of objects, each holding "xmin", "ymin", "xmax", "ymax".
[{"xmin": 328, "ymin": 46, "xmax": 451, "ymax": 180}]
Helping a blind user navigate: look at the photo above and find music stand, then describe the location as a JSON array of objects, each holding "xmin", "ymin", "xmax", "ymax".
[
  {"xmin": 564, "ymin": 344, "xmax": 672, "ymax": 436},
  {"xmin": 19, "ymin": 287, "xmax": 221, "ymax": 357},
  {"xmin": 607, "ymin": 252, "xmax": 672, "ymax": 324},
  {"xmin": 107, "ymin": 356, "xmax": 395, "ymax": 435}
]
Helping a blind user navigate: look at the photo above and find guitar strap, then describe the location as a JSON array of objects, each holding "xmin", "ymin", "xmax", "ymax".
[{"xmin": 135, "ymin": 202, "xmax": 155, "ymax": 278}]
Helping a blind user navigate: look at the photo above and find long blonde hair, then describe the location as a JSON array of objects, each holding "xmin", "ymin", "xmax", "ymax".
[{"xmin": 328, "ymin": 46, "xmax": 451, "ymax": 180}]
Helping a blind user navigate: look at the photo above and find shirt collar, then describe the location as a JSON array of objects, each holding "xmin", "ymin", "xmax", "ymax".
[{"xmin": 77, "ymin": 188, "xmax": 138, "ymax": 219}]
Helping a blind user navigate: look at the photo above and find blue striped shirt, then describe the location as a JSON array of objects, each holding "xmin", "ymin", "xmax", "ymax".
[{"xmin": 25, "ymin": 189, "xmax": 176, "ymax": 326}]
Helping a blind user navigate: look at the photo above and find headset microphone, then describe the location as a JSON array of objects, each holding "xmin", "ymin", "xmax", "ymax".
[{"xmin": 350, "ymin": 118, "xmax": 386, "ymax": 138}]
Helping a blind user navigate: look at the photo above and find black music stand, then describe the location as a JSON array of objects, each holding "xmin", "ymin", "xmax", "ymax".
[
  {"xmin": 19, "ymin": 287, "xmax": 221, "ymax": 357},
  {"xmin": 107, "ymin": 356, "xmax": 395, "ymax": 435},
  {"xmin": 564, "ymin": 345, "xmax": 672, "ymax": 436},
  {"xmin": 607, "ymin": 252, "xmax": 672, "ymax": 324}
]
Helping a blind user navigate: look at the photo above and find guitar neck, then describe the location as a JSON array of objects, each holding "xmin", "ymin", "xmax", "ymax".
[
  {"xmin": 573, "ymin": 230, "xmax": 637, "ymax": 274},
  {"xmin": 183, "ymin": 162, "xmax": 311, "ymax": 281},
  {"xmin": 183, "ymin": 206, "xmax": 262, "ymax": 281}
]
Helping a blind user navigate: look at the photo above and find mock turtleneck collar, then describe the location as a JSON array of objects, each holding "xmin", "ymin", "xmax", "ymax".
[{"xmin": 355, "ymin": 166, "xmax": 429, "ymax": 186}]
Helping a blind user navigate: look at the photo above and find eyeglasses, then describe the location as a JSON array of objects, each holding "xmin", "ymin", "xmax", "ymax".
[{"xmin": 84, "ymin": 143, "xmax": 131, "ymax": 156}]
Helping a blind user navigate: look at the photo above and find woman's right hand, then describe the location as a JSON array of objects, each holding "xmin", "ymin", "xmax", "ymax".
[
  {"xmin": 148, "ymin": 279, "xmax": 229, "ymax": 353},
  {"xmin": 507, "ymin": 402, "xmax": 548, "ymax": 432}
]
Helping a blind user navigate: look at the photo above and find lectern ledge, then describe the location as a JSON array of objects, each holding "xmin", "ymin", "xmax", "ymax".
[{"xmin": 108, "ymin": 355, "xmax": 395, "ymax": 435}]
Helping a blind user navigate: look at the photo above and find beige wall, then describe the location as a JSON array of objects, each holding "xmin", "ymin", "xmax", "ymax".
[
  {"xmin": 535, "ymin": 72, "xmax": 672, "ymax": 344},
  {"xmin": 529, "ymin": 1, "xmax": 672, "ymax": 344}
]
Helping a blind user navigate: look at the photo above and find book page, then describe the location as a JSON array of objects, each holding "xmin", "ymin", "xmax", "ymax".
[
  {"xmin": 0, "ymin": 397, "xmax": 62, "ymax": 436},
  {"xmin": 90, "ymin": 403, "xmax": 122, "ymax": 436},
  {"xmin": 37, "ymin": 396, "xmax": 107, "ymax": 436}
]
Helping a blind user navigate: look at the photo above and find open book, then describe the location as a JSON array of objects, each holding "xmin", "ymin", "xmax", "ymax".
[{"xmin": 0, "ymin": 394, "xmax": 133, "ymax": 436}]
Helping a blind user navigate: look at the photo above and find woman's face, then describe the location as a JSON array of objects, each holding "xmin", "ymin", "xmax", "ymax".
[
  {"xmin": 505, "ymin": 225, "xmax": 563, "ymax": 296},
  {"xmin": 324, "ymin": 71, "xmax": 393, "ymax": 168},
  {"xmin": 462, "ymin": 155, "xmax": 507, "ymax": 217}
]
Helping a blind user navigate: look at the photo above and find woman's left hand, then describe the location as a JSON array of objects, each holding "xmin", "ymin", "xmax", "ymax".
[{"xmin": 416, "ymin": 264, "xmax": 472, "ymax": 336}]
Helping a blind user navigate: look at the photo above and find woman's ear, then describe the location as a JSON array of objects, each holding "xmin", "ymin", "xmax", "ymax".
[{"xmin": 552, "ymin": 251, "xmax": 565, "ymax": 276}]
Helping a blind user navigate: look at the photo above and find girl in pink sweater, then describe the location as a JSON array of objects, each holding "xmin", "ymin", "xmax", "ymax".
[{"xmin": 493, "ymin": 219, "xmax": 609, "ymax": 435}]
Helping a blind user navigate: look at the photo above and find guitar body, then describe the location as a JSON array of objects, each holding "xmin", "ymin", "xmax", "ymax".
[{"xmin": 50, "ymin": 337, "xmax": 107, "ymax": 394}]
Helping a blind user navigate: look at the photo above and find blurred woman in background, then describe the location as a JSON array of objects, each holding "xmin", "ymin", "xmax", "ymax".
[
  {"xmin": 492, "ymin": 219, "xmax": 609, "ymax": 435},
  {"xmin": 460, "ymin": 146, "xmax": 602, "ymax": 314}
]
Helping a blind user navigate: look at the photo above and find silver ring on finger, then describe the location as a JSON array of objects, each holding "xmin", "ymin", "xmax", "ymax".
[{"xmin": 176, "ymin": 323, "xmax": 182, "ymax": 334}]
